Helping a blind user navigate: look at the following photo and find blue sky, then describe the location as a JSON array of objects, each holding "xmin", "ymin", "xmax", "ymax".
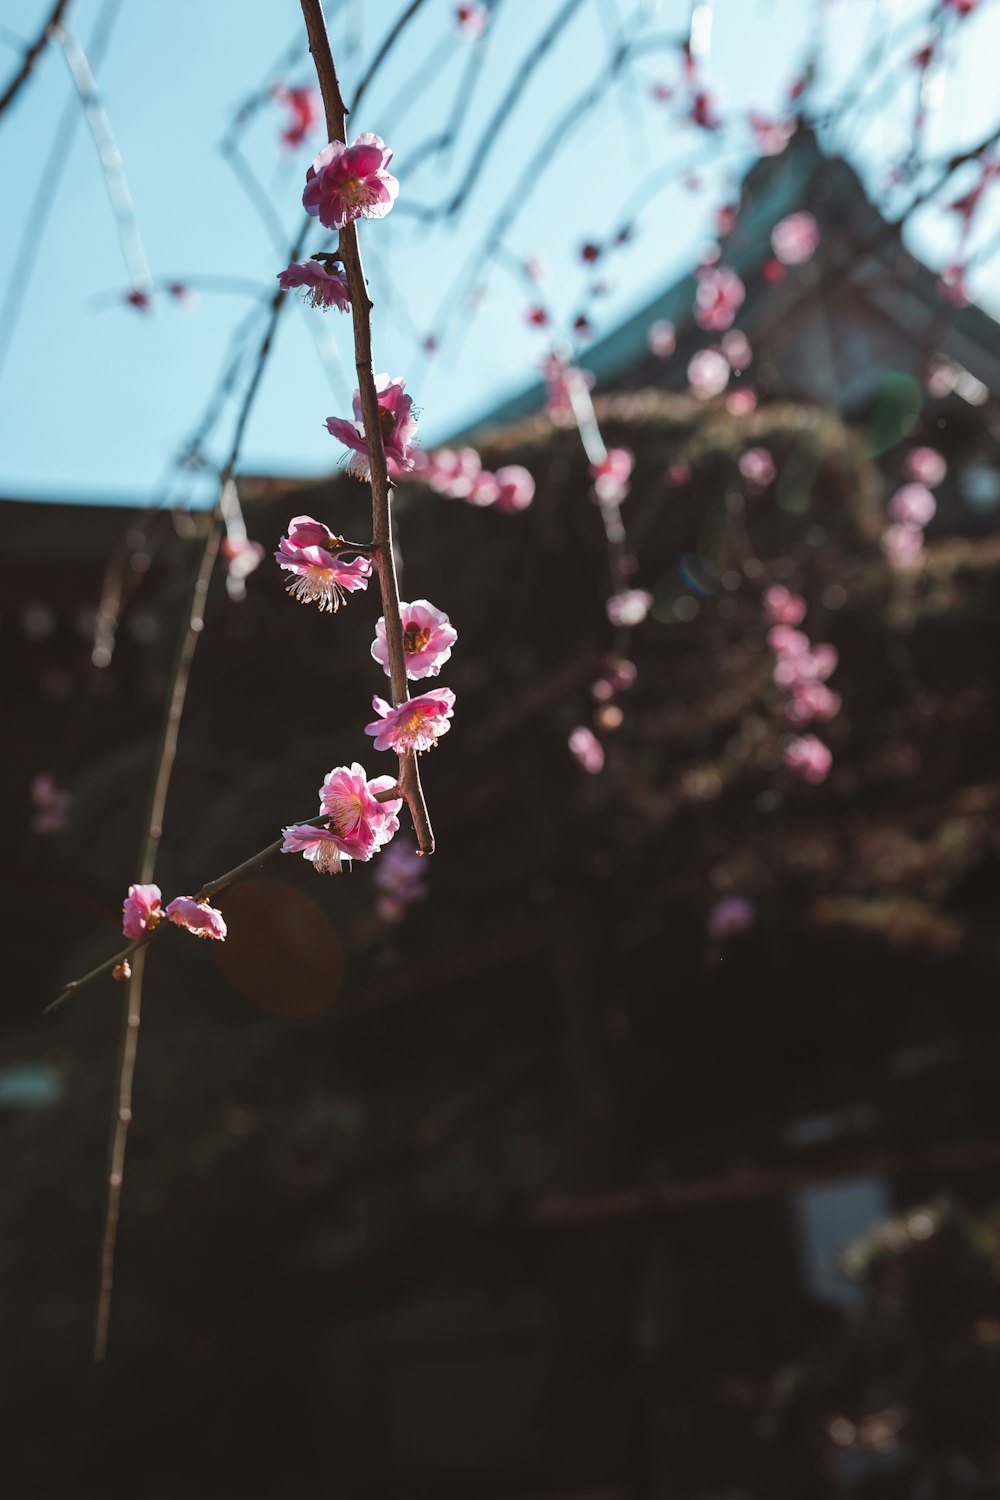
[{"xmin": 1, "ymin": 0, "xmax": 999, "ymax": 504}]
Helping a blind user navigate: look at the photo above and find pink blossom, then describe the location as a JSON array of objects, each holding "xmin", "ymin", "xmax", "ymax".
[
  {"xmin": 420, "ymin": 446, "xmax": 482, "ymax": 499},
  {"xmin": 568, "ymin": 726, "xmax": 604, "ymax": 774},
  {"xmin": 726, "ymin": 388, "xmax": 758, "ymax": 415},
  {"xmin": 580, "ymin": 242, "xmax": 602, "ymax": 264},
  {"xmin": 277, "ymin": 259, "xmax": 351, "ymax": 312},
  {"xmin": 456, "ymin": 3, "xmax": 488, "ymax": 35},
  {"xmin": 303, "ymin": 133, "xmax": 398, "ymax": 231},
  {"xmin": 367, "ymin": 775, "xmax": 404, "ymax": 850},
  {"xmin": 690, "ymin": 90, "xmax": 721, "ymax": 131},
  {"xmin": 785, "ymin": 681, "xmax": 841, "ymax": 727},
  {"xmin": 573, "ymin": 315, "xmax": 593, "ymax": 344},
  {"xmin": 888, "ymin": 483, "xmax": 936, "ymax": 527},
  {"xmin": 281, "ymin": 823, "xmax": 362, "ymax": 876},
  {"xmin": 694, "ymin": 266, "xmax": 745, "ymax": 331},
  {"xmin": 721, "ymin": 330, "xmax": 752, "ymax": 369},
  {"xmin": 273, "ymin": 85, "xmax": 319, "ymax": 149},
  {"xmin": 764, "ymin": 585, "xmax": 806, "ymax": 627},
  {"xmin": 749, "ymin": 112, "xmax": 796, "ymax": 157},
  {"xmin": 125, "ymin": 289, "xmax": 152, "ymax": 313},
  {"xmin": 371, "ymin": 599, "xmax": 457, "ymax": 681},
  {"xmin": 768, "ymin": 625, "xmax": 810, "ymax": 658},
  {"xmin": 326, "ymin": 374, "xmax": 418, "ymax": 480},
  {"xmin": 526, "ymin": 305, "xmax": 549, "ymax": 328},
  {"xmin": 771, "ymin": 212, "xmax": 820, "ymax": 266},
  {"xmin": 591, "ymin": 448, "xmax": 634, "ymax": 502},
  {"xmin": 739, "ymin": 448, "xmax": 775, "ymax": 487},
  {"xmin": 783, "ymin": 735, "xmax": 832, "ymax": 784},
  {"xmin": 648, "ymin": 320, "xmax": 676, "ymax": 357},
  {"xmin": 166, "ymin": 896, "xmax": 227, "ymax": 941},
  {"xmin": 465, "ymin": 471, "xmax": 499, "ymax": 508},
  {"xmin": 222, "ymin": 536, "xmax": 266, "ymax": 584},
  {"xmin": 762, "ymin": 256, "xmax": 786, "ymax": 283},
  {"xmin": 374, "ymin": 841, "xmax": 427, "ymax": 921},
  {"xmin": 687, "ymin": 348, "xmax": 730, "ymax": 399},
  {"xmin": 168, "ymin": 282, "xmax": 198, "ymax": 309},
  {"xmin": 882, "ymin": 523, "xmax": 925, "ymax": 570},
  {"xmin": 494, "ymin": 465, "xmax": 535, "ymax": 513},
  {"xmin": 906, "ymin": 447, "xmax": 947, "ymax": 488},
  {"xmin": 543, "ymin": 355, "xmax": 595, "ymax": 422},
  {"xmin": 605, "ymin": 655, "xmax": 637, "ymax": 691},
  {"xmin": 715, "ymin": 203, "xmax": 738, "ymax": 237},
  {"xmin": 319, "ymin": 763, "xmax": 382, "ymax": 852},
  {"xmin": 30, "ymin": 772, "xmax": 71, "ymax": 834},
  {"xmin": 708, "ymin": 896, "xmax": 756, "ymax": 941},
  {"xmin": 912, "ymin": 42, "xmax": 935, "ymax": 70},
  {"xmin": 122, "ymin": 883, "xmax": 163, "ymax": 940},
  {"xmin": 365, "ymin": 687, "xmax": 456, "ymax": 754},
  {"xmin": 606, "ymin": 589, "xmax": 652, "ymax": 627},
  {"xmin": 944, "ymin": 0, "xmax": 979, "ymax": 16},
  {"xmin": 274, "ymin": 516, "xmax": 372, "ymax": 613}
]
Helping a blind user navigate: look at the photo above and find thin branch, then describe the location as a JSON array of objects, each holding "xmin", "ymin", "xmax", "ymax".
[
  {"xmin": 300, "ymin": 0, "xmax": 434, "ymax": 855},
  {"xmin": 0, "ymin": 0, "xmax": 69, "ymax": 119},
  {"xmin": 350, "ymin": 0, "xmax": 427, "ymax": 116}
]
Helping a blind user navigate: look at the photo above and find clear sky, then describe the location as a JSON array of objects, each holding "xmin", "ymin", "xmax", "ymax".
[{"xmin": 1, "ymin": 0, "xmax": 999, "ymax": 504}]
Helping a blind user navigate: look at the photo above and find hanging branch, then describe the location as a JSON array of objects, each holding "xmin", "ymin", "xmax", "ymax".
[
  {"xmin": 300, "ymin": 0, "xmax": 434, "ymax": 854},
  {"xmin": 0, "ymin": 0, "xmax": 69, "ymax": 120}
]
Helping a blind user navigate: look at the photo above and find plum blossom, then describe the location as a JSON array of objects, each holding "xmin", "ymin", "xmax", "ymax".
[
  {"xmin": 739, "ymin": 448, "xmax": 775, "ymax": 488},
  {"xmin": 275, "ymin": 515, "xmax": 372, "ymax": 613},
  {"xmin": 648, "ymin": 320, "xmax": 676, "ymax": 357},
  {"xmin": 783, "ymin": 734, "xmax": 832, "ymax": 784},
  {"xmin": 882, "ymin": 522, "xmax": 925, "ymax": 570},
  {"xmin": 771, "ymin": 212, "xmax": 820, "ymax": 266},
  {"xmin": 727, "ymin": 388, "xmax": 758, "ymax": 415},
  {"xmin": 687, "ymin": 348, "xmax": 730, "ymax": 399},
  {"xmin": 784, "ymin": 681, "xmax": 841, "ymax": 727},
  {"xmin": 303, "ymin": 133, "xmax": 398, "ymax": 231},
  {"xmin": 708, "ymin": 896, "xmax": 756, "ymax": 941},
  {"xmin": 456, "ymin": 3, "xmax": 488, "ymax": 35},
  {"xmin": 166, "ymin": 897, "xmax": 227, "ymax": 940},
  {"xmin": 223, "ymin": 535, "xmax": 266, "ymax": 589},
  {"xmin": 722, "ymin": 330, "xmax": 752, "ymax": 370},
  {"xmin": 371, "ymin": 600, "xmax": 457, "ymax": 681},
  {"xmin": 607, "ymin": 589, "xmax": 652, "ymax": 627},
  {"xmin": 494, "ymin": 466, "xmax": 535, "ymax": 513},
  {"xmin": 319, "ymin": 763, "xmax": 383, "ymax": 852},
  {"xmin": 694, "ymin": 266, "xmax": 745, "ymax": 331},
  {"xmin": 906, "ymin": 447, "xmax": 947, "ymax": 487},
  {"xmin": 326, "ymin": 374, "xmax": 418, "ymax": 480},
  {"xmin": 366, "ymin": 687, "xmax": 456, "ymax": 754},
  {"xmin": 568, "ymin": 726, "xmax": 604, "ymax": 774},
  {"xmin": 281, "ymin": 824, "xmax": 361, "ymax": 876},
  {"xmin": 888, "ymin": 483, "xmax": 936, "ymax": 528},
  {"xmin": 278, "ymin": 259, "xmax": 350, "ymax": 312},
  {"xmin": 526, "ymin": 305, "xmax": 549, "ymax": 327},
  {"xmin": 715, "ymin": 203, "xmax": 738, "ymax": 237},
  {"xmin": 374, "ymin": 842, "xmax": 428, "ymax": 923},
  {"xmin": 543, "ymin": 355, "xmax": 594, "ymax": 422},
  {"xmin": 273, "ymin": 85, "xmax": 319, "ymax": 148},
  {"xmin": 749, "ymin": 112, "xmax": 796, "ymax": 157},
  {"xmin": 591, "ymin": 448, "xmax": 634, "ymax": 502},
  {"xmin": 122, "ymin": 883, "xmax": 162, "ymax": 939},
  {"xmin": 689, "ymin": 90, "xmax": 721, "ymax": 131},
  {"xmin": 764, "ymin": 585, "xmax": 806, "ymax": 626},
  {"xmin": 31, "ymin": 772, "xmax": 71, "ymax": 834}
]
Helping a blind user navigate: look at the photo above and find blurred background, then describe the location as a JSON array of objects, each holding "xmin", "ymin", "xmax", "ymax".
[{"xmin": 3, "ymin": 1, "xmax": 1000, "ymax": 1496}]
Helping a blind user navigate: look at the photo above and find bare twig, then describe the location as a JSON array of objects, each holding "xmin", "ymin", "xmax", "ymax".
[
  {"xmin": 350, "ymin": 0, "xmax": 427, "ymax": 116},
  {"xmin": 300, "ymin": 0, "xmax": 434, "ymax": 855},
  {"xmin": 0, "ymin": 0, "xmax": 69, "ymax": 119}
]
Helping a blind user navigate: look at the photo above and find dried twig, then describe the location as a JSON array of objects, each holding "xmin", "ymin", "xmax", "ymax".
[{"xmin": 0, "ymin": 0, "xmax": 69, "ymax": 119}]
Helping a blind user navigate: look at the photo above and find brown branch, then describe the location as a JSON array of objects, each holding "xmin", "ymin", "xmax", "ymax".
[
  {"xmin": 0, "ymin": 0, "xmax": 69, "ymax": 119},
  {"xmin": 300, "ymin": 0, "xmax": 434, "ymax": 854}
]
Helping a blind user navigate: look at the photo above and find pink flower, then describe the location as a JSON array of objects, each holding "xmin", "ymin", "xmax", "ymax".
[
  {"xmin": 715, "ymin": 203, "xmax": 738, "ymax": 237},
  {"xmin": 494, "ymin": 465, "xmax": 535, "ymax": 513},
  {"xmin": 580, "ymin": 242, "xmax": 602, "ymax": 264},
  {"xmin": 467, "ymin": 472, "xmax": 500, "ymax": 508},
  {"xmin": 888, "ymin": 483, "xmax": 936, "ymax": 527},
  {"xmin": 430, "ymin": 447, "xmax": 482, "ymax": 499},
  {"xmin": 166, "ymin": 896, "xmax": 227, "ymax": 940},
  {"xmin": 374, "ymin": 841, "xmax": 427, "ymax": 921},
  {"xmin": 222, "ymin": 536, "xmax": 266, "ymax": 584},
  {"xmin": 694, "ymin": 266, "xmax": 745, "ymax": 331},
  {"xmin": 765, "ymin": 585, "xmax": 806, "ymax": 626},
  {"xmin": 785, "ymin": 681, "xmax": 841, "ymax": 727},
  {"xmin": 606, "ymin": 589, "xmax": 652, "ymax": 627},
  {"xmin": 783, "ymin": 735, "xmax": 832, "ymax": 784},
  {"xmin": 367, "ymin": 775, "xmax": 404, "ymax": 850},
  {"xmin": 690, "ymin": 90, "xmax": 721, "ymax": 131},
  {"xmin": 906, "ymin": 447, "xmax": 947, "ymax": 488},
  {"xmin": 687, "ymin": 348, "xmax": 730, "ymax": 399},
  {"xmin": 771, "ymin": 212, "xmax": 820, "ymax": 266},
  {"xmin": 882, "ymin": 523, "xmax": 924, "ymax": 570},
  {"xmin": 303, "ymin": 132, "xmax": 398, "ymax": 231},
  {"xmin": 708, "ymin": 896, "xmax": 756, "ymax": 941},
  {"xmin": 526, "ymin": 305, "xmax": 549, "ymax": 327},
  {"xmin": 168, "ymin": 282, "xmax": 198, "ymax": 309},
  {"xmin": 543, "ymin": 355, "xmax": 594, "ymax": 421},
  {"xmin": 273, "ymin": 85, "xmax": 320, "ymax": 149},
  {"xmin": 326, "ymin": 374, "xmax": 418, "ymax": 480},
  {"xmin": 281, "ymin": 823, "xmax": 361, "ymax": 876},
  {"xmin": 275, "ymin": 515, "xmax": 372, "ymax": 613},
  {"xmin": 31, "ymin": 772, "xmax": 71, "ymax": 834},
  {"xmin": 568, "ymin": 726, "xmax": 604, "ymax": 774},
  {"xmin": 122, "ymin": 883, "xmax": 162, "ymax": 939},
  {"xmin": 749, "ymin": 112, "xmax": 796, "ymax": 157},
  {"xmin": 319, "ymin": 763, "xmax": 382, "ymax": 851},
  {"xmin": 721, "ymin": 330, "xmax": 752, "ymax": 369},
  {"xmin": 726, "ymin": 388, "xmax": 757, "ymax": 414},
  {"xmin": 456, "ymin": 3, "xmax": 488, "ymax": 35},
  {"xmin": 125, "ymin": 289, "xmax": 152, "ymax": 313},
  {"xmin": 277, "ymin": 259, "xmax": 351, "ymax": 312},
  {"xmin": 365, "ymin": 688, "xmax": 456, "ymax": 753},
  {"xmin": 371, "ymin": 599, "xmax": 457, "ymax": 681},
  {"xmin": 739, "ymin": 447, "xmax": 775, "ymax": 487},
  {"xmin": 648, "ymin": 320, "xmax": 676, "ymax": 357},
  {"xmin": 591, "ymin": 448, "xmax": 635, "ymax": 502}
]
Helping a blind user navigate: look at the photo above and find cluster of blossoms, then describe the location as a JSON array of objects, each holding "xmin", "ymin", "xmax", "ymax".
[
  {"xmin": 122, "ymin": 884, "xmax": 227, "ymax": 942},
  {"xmin": 687, "ymin": 328, "xmax": 753, "ymax": 402},
  {"xmin": 281, "ymin": 764, "xmax": 401, "ymax": 875},
  {"xmin": 569, "ymin": 651, "xmax": 638, "ymax": 775},
  {"xmin": 765, "ymin": 586, "xmax": 838, "ymax": 786},
  {"xmin": 882, "ymin": 447, "xmax": 946, "ymax": 570},
  {"xmin": 693, "ymin": 263, "xmax": 745, "ymax": 332},
  {"xmin": 275, "ymin": 514, "xmax": 372, "ymax": 613},
  {"xmin": 410, "ymin": 447, "xmax": 535, "ymax": 513}
]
